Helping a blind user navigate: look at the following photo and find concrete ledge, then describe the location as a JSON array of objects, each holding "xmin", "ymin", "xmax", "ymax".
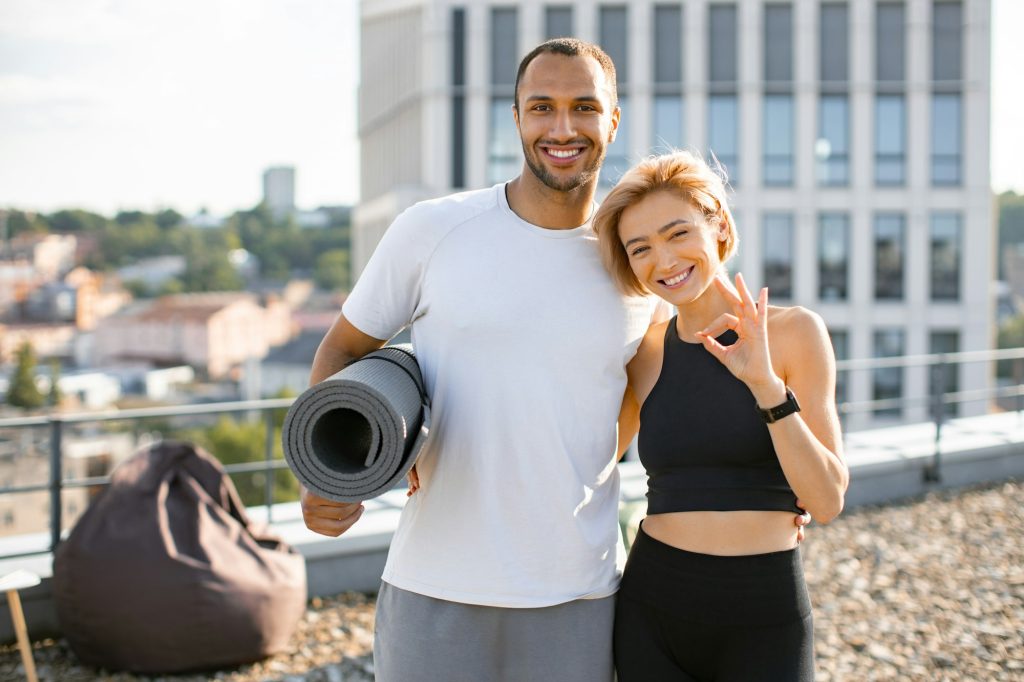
[{"xmin": 2, "ymin": 412, "xmax": 1022, "ymax": 643}]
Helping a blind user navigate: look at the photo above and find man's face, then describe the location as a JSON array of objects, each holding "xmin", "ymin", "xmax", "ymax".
[{"xmin": 513, "ymin": 53, "xmax": 620, "ymax": 193}]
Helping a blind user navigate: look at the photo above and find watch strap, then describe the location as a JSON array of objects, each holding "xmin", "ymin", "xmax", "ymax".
[{"xmin": 757, "ymin": 387, "xmax": 801, "ymax": 423}]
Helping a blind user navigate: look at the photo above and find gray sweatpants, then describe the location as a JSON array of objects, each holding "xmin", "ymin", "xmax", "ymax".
[{"xmin": 373, "ymin": 582, "xmax": 615, "ymax": 682}]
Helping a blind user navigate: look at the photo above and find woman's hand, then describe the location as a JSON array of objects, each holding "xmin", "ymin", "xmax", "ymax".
[
  {"xmin": 696, "ymin": 273, "xmax": 785, "ymax": 404},
  {"xmin": 406, "ymin": 465, "xmax": 420, "ymax": 497}
]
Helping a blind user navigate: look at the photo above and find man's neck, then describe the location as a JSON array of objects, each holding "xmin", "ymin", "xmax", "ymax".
[{"xmin": 504, "ymin": 172, "xmax": 599, "ymax": 230}]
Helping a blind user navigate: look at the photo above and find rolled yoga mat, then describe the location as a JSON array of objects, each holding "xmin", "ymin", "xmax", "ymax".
[{"xmin": 282, "ymin": 344, "xmax": 430, "ymax": 502}]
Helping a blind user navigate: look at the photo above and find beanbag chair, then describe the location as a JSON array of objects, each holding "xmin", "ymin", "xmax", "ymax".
[{"xmin": 53, "ymin": 440, "xmax": 306, "ymax": 673}]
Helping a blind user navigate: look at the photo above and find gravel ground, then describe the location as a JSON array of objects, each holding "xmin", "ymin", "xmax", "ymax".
[{"xmin": 1, "ymin": 479, "xmax": 1020, "ymax": 682}]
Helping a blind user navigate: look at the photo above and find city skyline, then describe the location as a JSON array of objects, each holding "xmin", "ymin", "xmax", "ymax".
[{"xmin": 0, "ymin": 0, "xmax": 1021, "ymax": 217}]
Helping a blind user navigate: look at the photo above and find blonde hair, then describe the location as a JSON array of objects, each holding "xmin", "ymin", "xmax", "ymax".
[{"xmin": 593, "ymin": 151, "xmax": 738, "ymax": 296}]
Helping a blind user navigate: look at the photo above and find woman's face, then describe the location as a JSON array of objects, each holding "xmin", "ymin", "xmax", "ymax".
[{"xmin": 618, "ymin": 190, "xmax": 725, "ymax": 305}]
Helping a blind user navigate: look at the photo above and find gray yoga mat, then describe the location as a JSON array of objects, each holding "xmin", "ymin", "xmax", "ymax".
[{"xmin": 282, "ymin": 344, "xmax": 430, "ymax": 502}]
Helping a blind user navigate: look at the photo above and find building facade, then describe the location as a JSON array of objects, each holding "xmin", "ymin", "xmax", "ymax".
[
  {"xmin": 355, "ymin": 0, "xmax": 993, "ymax": 428},
  {"xmin": 262, "ymin": 166, "xmax": 297, "ymax": 217},
  {"xmin": 93, "ymin": 293, "xmax": 294, "ymax": 380}
]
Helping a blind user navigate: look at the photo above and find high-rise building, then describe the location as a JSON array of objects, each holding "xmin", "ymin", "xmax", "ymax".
[
  {"xmin": 355, "ymin": 0, "xmax": 992, "ymax": 428},
  {"xmin": 262, "ymin": 166, "xmax": 296, "ymax": 217}
]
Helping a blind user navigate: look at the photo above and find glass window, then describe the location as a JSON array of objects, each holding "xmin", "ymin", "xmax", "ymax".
[
  {"xmin": 763, "ymin": 213, "xmax": 794, "ymax": 299},
  {"xmin": 452, "ymin": 9, "xmax": 466, "ymax": 87},
  {"xmin": 932, "ymin": 1, "xmax": 962, "ymax": 82},
  {"xmin": 764, "ymin": 95, "xmax": 794, "ymax": 186},
  {"xmin": 653, "ymin": 5, "xmax": 683, "ymax": 84},
  {"xmin": 545, "ymin": 6, "xmax": 573, "ymax": 39},
  {"xmin": 490, "ymin": 8, "xmax": 518, "ymax": 87},
  {"xmin": 488, "ymin": 98, "xmax": 521, "ymax": 185},
  {"xmin": 602, "ymin": 97, "xmax": 630, "ymax": 186},
  {"xmin": 653, "ymin": 96, "xmax": 684, "ymax": 150},
  {"xmin": 709, "ymin": 95, "xmax": 739, "ymax": 185},
  {"xmin": 764, "ymin": 3, "xmax": 793, "ymax": 84},
  {"xmin": 817, "ymin": 95, "xmax": 849, "ymax": 185},
  {"xmin": 873, "ymin": 329, "xmax": 905, "ymax": 417},
  {"xmin": 930, "ymin": 212, "xmax": 961, "ymax": 300},
  {"xmin": 708, "ymin": 4, "xmax": 738, "ymax": 84},
  {"xmin": 829, "ymin": 329, "xmax": 849, "ymax": 405},
  {"xmin": 874, "ymin": 213, "xmax": 905, "ymax": 300},
  {"xmin": 930, "ymin": 331, "xmax": 960, "ymax": 418},
  {"xmin": 876, "ymin": 2, "xmax": 905, "ymax": 83},
  {"xmin": 451, "ymin": 9, "xmax": 467, "ymax": 188},
  {"xmin": 819, "ymin": 213, "xmax": 848, "ymax": 301},
  {"xmin": 931, "ymin": 94, "xmax": 961, "ymax": 185},
  {"xmin": 600, "ymin": 6, "xmax": 629, "ymax": 85},
  {"xmin": 452, "ymin": 95, "xmax": 466, "ymax": 188},
  {"xmin": 875, "ymin": 94, "xmax": 906, "ymax": 185},
  {"xmin": 820, "ymin": 3, "xmax": 849, "ymax": 84}
]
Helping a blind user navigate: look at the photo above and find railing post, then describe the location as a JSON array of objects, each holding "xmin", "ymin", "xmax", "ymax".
[
  {"xmin": 264, "ymin": 409, "xmax": 275, "ymax": 522},
  {"xmin": 1015, "ymin": 358, "xmax": 1024, "ymax": 415},
  {"xmin": 925, "ymin": 357, "xmax": 946, "ymax": 483},
  {"xmin": 49, "ymin": 418, "xmax": 63, "ymax": 551}
]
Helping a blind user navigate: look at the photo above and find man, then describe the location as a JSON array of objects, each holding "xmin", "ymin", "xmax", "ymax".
[{"xmin": 302, "ymin": 39, "xmax": 802, "ymax": 681}]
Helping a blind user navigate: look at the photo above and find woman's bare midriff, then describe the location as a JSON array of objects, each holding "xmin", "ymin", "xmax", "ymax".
[{"xmin": 641, "ymin": 510, "xmax": 800, "ymax": 556}]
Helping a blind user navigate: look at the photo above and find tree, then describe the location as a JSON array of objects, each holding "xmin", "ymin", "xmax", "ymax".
[
  {"xmin": 155, "ymin": 208, "xmax": 184, "ymax": 231},
  {"xmin": 185, "ymin": 416, "xmax": 299, "ymax": 506},
  {"xmin": 46, "ymin": 209, "xmax": 106, "ymax": 233},
  {"xmin": 6, "ymin": 342, "xmax": 45, "ymax": 409},
  {"xmin": 3, "ymin": 210, "xmax": 47, "ymax": 237},
  {"xmin": 314, "ymin": 249, "xmax": 350, "ymax": 291}
]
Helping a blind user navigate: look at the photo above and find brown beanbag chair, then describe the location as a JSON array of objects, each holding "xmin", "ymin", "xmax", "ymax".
[{"xmin": 52, "ymin": 440, "xmax": 307, "ymax": 673}]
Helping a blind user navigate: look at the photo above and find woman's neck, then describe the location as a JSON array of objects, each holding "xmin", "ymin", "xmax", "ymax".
[{"xmin": 674, "ymin": 273, "xmax": 733, "ymax": 341}]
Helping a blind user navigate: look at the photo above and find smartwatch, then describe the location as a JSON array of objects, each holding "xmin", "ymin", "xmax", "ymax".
[{"xmin": 757, "ymin": 387, "xmax": 801, "ymax": 423}]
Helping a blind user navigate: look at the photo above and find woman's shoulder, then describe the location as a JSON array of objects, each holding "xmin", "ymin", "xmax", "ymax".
[
  {"xmin": 639, "ymin": 317, "xmax": 672, "ymax": 353},
  {"xmin": 767, "ymin": 305, "xmax": 830, "ymax": 349}
]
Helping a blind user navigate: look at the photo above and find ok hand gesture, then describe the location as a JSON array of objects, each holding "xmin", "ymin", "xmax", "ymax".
[{"xmin": 695, "ymin": 273, "xmax": 782, "ymax": 395}]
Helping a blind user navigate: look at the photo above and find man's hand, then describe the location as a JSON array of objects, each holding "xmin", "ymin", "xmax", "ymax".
[
  {"xmin": 795, "ymin": 500, "xmax": 812, "ymax": 543},
  {"xmin": 301, "ymin": 487, "xmax": 364, "ymax": 537}
]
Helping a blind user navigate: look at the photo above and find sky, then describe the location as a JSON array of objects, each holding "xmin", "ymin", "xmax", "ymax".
[{"xmin": 0, "ymin": 0, "xmax": 1020, "ymax": 217}]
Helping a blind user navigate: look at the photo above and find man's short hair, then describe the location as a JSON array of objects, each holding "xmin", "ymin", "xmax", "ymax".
[{"xmin": 513, "ymin": 38, "xmax": 618, "ymax": 111}]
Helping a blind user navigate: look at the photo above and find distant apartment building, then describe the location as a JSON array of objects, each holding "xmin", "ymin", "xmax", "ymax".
[
  {"xmin": 0, "ymin": 432, "xmax": 138, "ymax": 538},
  {"xmin": 263, "ymin": 166, "xmax": 297, "ymax": 217},
  {"xmin": 0, "ymin": 323, "xmax": 77, "ymax": 364},
  {"xmin": 93, "ymin": 293, "xmax": 294, "ymax": 380},
  {"xmin": 116, "ymin": 255, "xmax": 187, "ymax": 292},
  {"xmin": 0, "ymin": 266, "xmax": 129, "ymax": 363},
  {"xmin": 0, "ymin": 233, "xmax": 78, "ymax": 317},
  {"xmin": 354, "ymin": 0, "xmax": 992, "ymax": 429}
]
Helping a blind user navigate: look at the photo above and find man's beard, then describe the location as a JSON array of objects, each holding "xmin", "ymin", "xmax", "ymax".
[{"xmin": 522, "ymin": 141, "xmax": 606, "ymax": 192}]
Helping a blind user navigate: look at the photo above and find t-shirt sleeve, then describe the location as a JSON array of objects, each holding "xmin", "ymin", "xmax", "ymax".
[{"xmin": 342, "ymin": 206, "xmax": 431, "ymax": 341}]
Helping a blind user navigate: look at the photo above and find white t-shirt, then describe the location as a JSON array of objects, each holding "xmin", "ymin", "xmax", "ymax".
[{"xmin": 343, "ymin": 183, "xmax": 657, "ymax": 607}]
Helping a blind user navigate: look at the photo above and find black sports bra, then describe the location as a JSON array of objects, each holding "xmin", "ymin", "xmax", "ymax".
[{"xmin": 637, "ymin": 318, "xmax": 802, "ymax": 515}]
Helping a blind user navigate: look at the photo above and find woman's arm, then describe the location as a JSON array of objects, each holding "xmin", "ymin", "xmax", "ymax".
[
  {"xmin": 755, "ymin": 308, "xmax": 847, "ymax": 523},
  {"xmin": 697, "ymin": 275, "xmax": 848, "ymax": 523}
]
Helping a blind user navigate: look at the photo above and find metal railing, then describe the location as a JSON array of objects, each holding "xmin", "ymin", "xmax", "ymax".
[
  {"xmin": 835, "ymin": 346, "xmax": 1024, "ymax": 481},
  {"xmin": 0, "ymin": 346, "xmax": 1023, "ymax": 562},
  {"xmin": 0, "ymin": 397, "xmax": 293, "ymax": 560}
]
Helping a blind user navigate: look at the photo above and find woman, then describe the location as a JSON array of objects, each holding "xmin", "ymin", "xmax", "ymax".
[{"xmin": 593, "ymin": 151, "xmax": 848, "ymax": 681}]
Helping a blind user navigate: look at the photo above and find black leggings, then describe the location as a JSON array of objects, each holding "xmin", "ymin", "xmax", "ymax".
[{"xmin": 614, "ymin": 525, "xmax": 815, "ymax": 682}]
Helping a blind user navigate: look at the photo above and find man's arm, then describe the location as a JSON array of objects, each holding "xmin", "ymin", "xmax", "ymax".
[{"xmin": 300, "ymin": 313, "xmax": 388, "ymax": 537}]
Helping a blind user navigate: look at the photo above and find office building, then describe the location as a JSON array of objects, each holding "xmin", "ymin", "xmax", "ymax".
[{"xmin": 355, "ymin": 0, "xmax": 992, "ymax": 428}]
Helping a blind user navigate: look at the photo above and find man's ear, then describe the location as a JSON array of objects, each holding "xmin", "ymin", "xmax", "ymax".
[
  {"xmin": 512, "ymin": 102, "xmax": 520, "ymax": 132},
  {"xmin": 608, "ymin": 105, "xmax": 621, "ymax": 143}
]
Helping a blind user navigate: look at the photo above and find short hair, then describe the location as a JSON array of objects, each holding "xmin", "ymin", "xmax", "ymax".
[
  {"xmin": 513, "ymin": 38, "xmax": 618, "ymax": 111},
  {"xmin": 593, "ymin": 151, "xmax": 739, "ymax": 296}
]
